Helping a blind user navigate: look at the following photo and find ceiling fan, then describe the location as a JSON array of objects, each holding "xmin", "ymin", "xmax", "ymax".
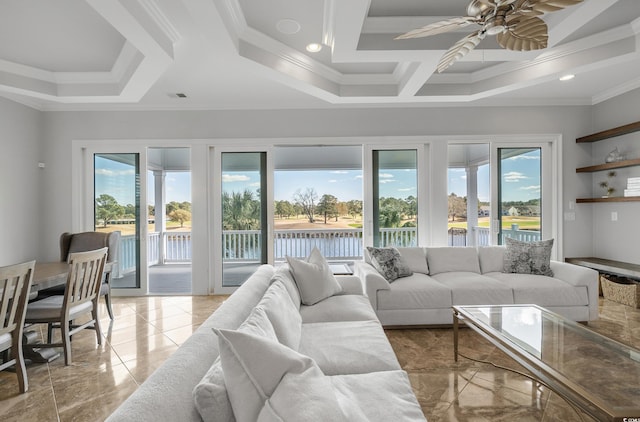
[{"xmin": 395, "ymin": 0, "xmax": 584, "ymax": 73}]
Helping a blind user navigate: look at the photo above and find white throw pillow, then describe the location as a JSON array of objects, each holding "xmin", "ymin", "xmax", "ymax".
[
  {"xmin": 215, "ymin": 328, "xmax": 363, "ymax": 422},
  {"xmin": 286, "ymin": 247, "xmax": 342, "ymax": 305},
  {"xmin": 257, "ymin": 280, "xmax": 302, "ymax": 350},
  {"xmin": 193, "ymin": 306, "xmax": 275, "ymax": 422},
  {"xmin": 192, "ymin": 358, "xmax": 236, "ymax": 422}
]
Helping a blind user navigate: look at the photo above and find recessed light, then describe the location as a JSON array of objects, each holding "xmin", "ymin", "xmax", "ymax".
[
  {"xmin": 276, "ymin": 19, "xmax": 300, "ymax": 35},
  {"xmin": 306, "ymin": 43, "xmax": 322, "ymax": 53},
  {"xmin": 559, "ymin": 74, "xmax": 575, "ymax": 81}
]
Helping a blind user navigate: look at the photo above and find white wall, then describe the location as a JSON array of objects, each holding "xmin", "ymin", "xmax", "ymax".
[
  {"xmin": 39, "ymin": 105, "xmax": 594, "ymax": 262},
  {"xmin": 587, "ymin": 87, "xmax": 640, "ymax": 263},
  {"xmin": 0, "ymin": 97, "xmax": 42, "ymax": 265}
]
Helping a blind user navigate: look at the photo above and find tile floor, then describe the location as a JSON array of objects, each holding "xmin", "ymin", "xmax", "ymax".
[{"xmin": 0, "ymin": 296, "xmax": 638, "ymax": 422}]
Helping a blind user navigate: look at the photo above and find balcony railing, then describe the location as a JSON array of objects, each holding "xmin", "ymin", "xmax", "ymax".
[{"xmin": 115, "ymin": 225, "xmax": 540, "ymax": 274}]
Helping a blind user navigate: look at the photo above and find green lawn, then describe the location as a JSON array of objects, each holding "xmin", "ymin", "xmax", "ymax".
[{"xmin": 448, "ymin": 216, "xmax": 540, "ymax": 230}]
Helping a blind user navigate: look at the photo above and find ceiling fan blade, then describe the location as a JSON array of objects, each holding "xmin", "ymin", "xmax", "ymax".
[
  {"xmin": 497, "ymin": 16, "xmax": 548, "ymax": 50},
  {"xmin": 395, "ymin": 16, "xmax": 478, "ymax": 40},
  {"xmin": 531, "ymin": 0, "xmax": 584, "ymax": 14},
  {"xmin": 437, "ymin": 31, "xmax": 485, "ymax": 73}
]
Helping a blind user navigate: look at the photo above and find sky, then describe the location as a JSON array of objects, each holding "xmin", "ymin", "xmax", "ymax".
[{"xmin": 95, "ymin": 149, "xmax": 541, "ymax": 206}]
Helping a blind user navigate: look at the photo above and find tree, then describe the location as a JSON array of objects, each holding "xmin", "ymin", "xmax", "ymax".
[
  {"xmin": 317, "ymin": 194, "xmax": 338, "ymax": 224},
  {"xmin": 379, "ymin": 197, "xmax": 403, "ymax": 228},
  {"xmin": 293, "ymin": 188, "xmax": 318, "ymax": 223},
  {"xmin": 448, "ymin": 193, "xmax": 466, "ymax": 222},
  {"xmin": 222, "ymin": 189, "xmax": 261, "ymax": 230},
  {"xmin": 275, "ymin": 200, "xmax": 295, "ymax": 219},
  {"xmin": 169, "ymin": 209, "xmax": 191, "ymax": 228},
  {"xmin": 404, "ymin": 195, "xmax": 417, "ymax": 219},
  {"xmin": 95, "ymin": 194, "xmax": 124, "ymax": 227},
  {"xmin": 347, "ymin": 199, "xmax": 362, "ymax": 220}
]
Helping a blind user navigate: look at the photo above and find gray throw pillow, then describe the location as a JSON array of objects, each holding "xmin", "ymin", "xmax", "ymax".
[
  {"xmin": 503, "ymin": 237, "xmax": 554, "ymax": 276},
  {"xmin": 366, "ymin": 247, "xmax": 413, "ymax": 282}
]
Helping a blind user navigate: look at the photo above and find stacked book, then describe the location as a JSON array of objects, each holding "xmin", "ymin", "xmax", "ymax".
[{"xmin": 624, "ymin": 177, "xmax": 640, "ymax": 197}]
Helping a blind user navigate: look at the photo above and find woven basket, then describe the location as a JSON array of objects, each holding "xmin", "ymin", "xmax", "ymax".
[{"xmin": 600, "ymin": 274, "xmax": 640, "ymax": 308}]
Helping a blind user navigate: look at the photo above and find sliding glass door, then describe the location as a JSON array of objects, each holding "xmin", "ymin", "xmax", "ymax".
[
  {"xmin": 218, "ymin": 151, "xmax": 268, "ymax": 290},
  {"xmin": 93, "ymin": 153, "xmax": 143, "ymax": 290},
  {"xmin": 371, "ymin": 149, "xmax": 419, "ymax": 247}
]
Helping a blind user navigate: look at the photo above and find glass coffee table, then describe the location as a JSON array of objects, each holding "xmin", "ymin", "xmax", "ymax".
[{"xmin": 453, "ymin": 304, "xmax": 640, "ymax": 422}]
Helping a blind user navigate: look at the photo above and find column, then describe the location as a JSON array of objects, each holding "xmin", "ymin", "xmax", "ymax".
[
  {"xmin": 466, "ymin": 165, "xmax": 479, "ymax": 246},
  {"xmin": 154, "ymin": 171, "xmax": 166, "ymax": 264}
]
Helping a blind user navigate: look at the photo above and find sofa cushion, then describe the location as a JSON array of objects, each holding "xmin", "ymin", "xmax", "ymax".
[
  {"xmin": 427, "ymin": 247, "xmax": 480, "ymax": 275},
  {"xmin": 430, "ymin": 272, "xmax": 514, "ymax": 305},
  {"xmin": 331, "ymin": 371, "xmax": 427, "ymax": 422},
  {"xmin": 300, "ymin": 295, "xmax": 378, "ymax": 323},
  {"xmin": 269, "ymin": 265, "xmax": 301, "ymax": 309},
  {"xmin": 503, "ymin": 237, "xmax": 554, "ymax": 276},
  {"xmin": 396, "ymin": 247, "xmax": 429, "ymax": 274},
  {"xmin": 478, "ymin": 246, "xmax": 505, "ymax": 274},
  {"xmin": 257, "ymin": 280, "xmax": 302, "ymax": 350},
  {"xmin": 299, "ymin": 320, "xmax": 400, "ymax": 376},
  {"xmin": 376, "ymin": 273, "xmax": 452, "ymax": 311},
  {"xmin": 486, "ymin": 272, "xmax": 589, "ymax": 307},
  {"xmin": 286, "ymin": 247, "xmax": 342, "ymax": 305},
  {"xmin": 366, "ymin": 247, "xmax": 413, "ymax": 282}
]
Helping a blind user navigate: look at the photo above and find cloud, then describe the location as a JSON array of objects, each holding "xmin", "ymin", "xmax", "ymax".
[
  {"xmin": 503, "ymin": 171, "xmax": 527, "ymax": 182},
  {"xmin": 507, "ymin": 154, "xmax": 539, "ymax": 161},
  {"xmin": 222, "ymin": 174, "xmax": 250, "ymax": 182},
  {"xmin": 248, "ymin": 182, "xmax": 261, "ymax": 187},
  {"xmin": 379, "ymin": 179, "xmax": 395, "ymax": 184},
  {"xmin": 398, "ymin": 187, "xmax": 415, "ymax": 192},
  {"xmin": 379, "ymin": 173, "xmax": 394, "ymax": 178},
  {"xmin": 520, "ymin": 185, "xmax": 540, "ymax": 193},
  {"xmin": 331, "ymin": 170, "xmax": 348, "ymax": 174},
  {"xmin": 95, "ymin": 168, "xmax": 135, "ymax": 177},
  {"xmin": 328, "ymin": 179, "xmax": 337, "ymax": 183},
  {"xmin": 355, "ymin": 175, "xmax": 363, "ymax": 179}
]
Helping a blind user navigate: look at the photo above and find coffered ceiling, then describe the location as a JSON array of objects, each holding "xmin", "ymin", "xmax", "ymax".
[{"xmin": 1, "ymin": 0, "xmax": 639, "ymax": 110}]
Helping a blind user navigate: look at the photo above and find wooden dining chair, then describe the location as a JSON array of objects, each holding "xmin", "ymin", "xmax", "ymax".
[
  {"xmin": 25, "ymin": 248, "xmax": 107, "ymax": 366},
  {"xmin": 39, "ymin": 231, "xmax": 119, "ymax": 319},
  {"xmin": 0, "ymin": 260, "xmax": 35, "ymax": 393}
]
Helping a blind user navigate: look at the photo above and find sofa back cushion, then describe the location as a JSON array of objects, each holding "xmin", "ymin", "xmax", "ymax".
[
  {"xmin": 478, "ymin": 246, "xmax": 505, "ymax": 273},
  {"xmin": 270, "ymin": 266, "xmax": 301, "ymax": 309},
  {"xmin": 426, "ymin": 247, "xmax": 480, "ymax": 275},
  {"xmin": 396, "ymin": 247, "xmax": 429, "ymax": 274},
  {"xmin": 257, "ymin": 280, "xmax": 302, "ymax": 351}
]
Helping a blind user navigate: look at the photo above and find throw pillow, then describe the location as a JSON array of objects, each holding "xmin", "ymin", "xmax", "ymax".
[
  {"xmin": 192, "ymin": 358, "xmax": 236, "ymax": 422},
  {"xmin": 366, "ymin": 247, "xmax": 413, "ymax": 282},
  {"xmin": 396, "ymin": 247, "xmax": 429, "ymax": 274},
  {"xmin": 285, "ymin": 247, "xmax": 342, "ymax": 305},
  {"xmin": 214, "ymin": 328, "xmax": 363, "ymax": 422},
  {"xmin": 257, "ymin": 280, "xmax": 302, "ymax": 350},
  {"xmin": 503, "ymin": 237, "xmax": 554, "ymax": 276}
]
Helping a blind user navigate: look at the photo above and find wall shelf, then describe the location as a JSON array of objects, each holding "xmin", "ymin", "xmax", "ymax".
[
  {"xmin": 576, "ymin": 196, "xmax": 640, "ymax": 203},
  {"xmin": 576, "ymin": 120, "xmax": 640, "ymax": 143},
  {"xmin": 576, "ymin": 120, "xmax": 640, "ymax": 203},
  {"xmin": 576, "ymin": 158, "xmax": 640, "ymax": 173}
]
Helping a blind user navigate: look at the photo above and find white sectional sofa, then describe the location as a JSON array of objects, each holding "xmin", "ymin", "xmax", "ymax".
[
  {"xmin": 355, "ymin": 246, "xmax": 599, "ymax": 326},
  {"xmin": 108, "ymin": 262, "xmax": 426, "ymax": 422}
]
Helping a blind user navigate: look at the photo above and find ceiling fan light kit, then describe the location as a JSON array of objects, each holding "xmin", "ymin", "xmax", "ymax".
[{"xmin": 396, "ymin": 0, "xmax": 584, "ymax": 72}]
